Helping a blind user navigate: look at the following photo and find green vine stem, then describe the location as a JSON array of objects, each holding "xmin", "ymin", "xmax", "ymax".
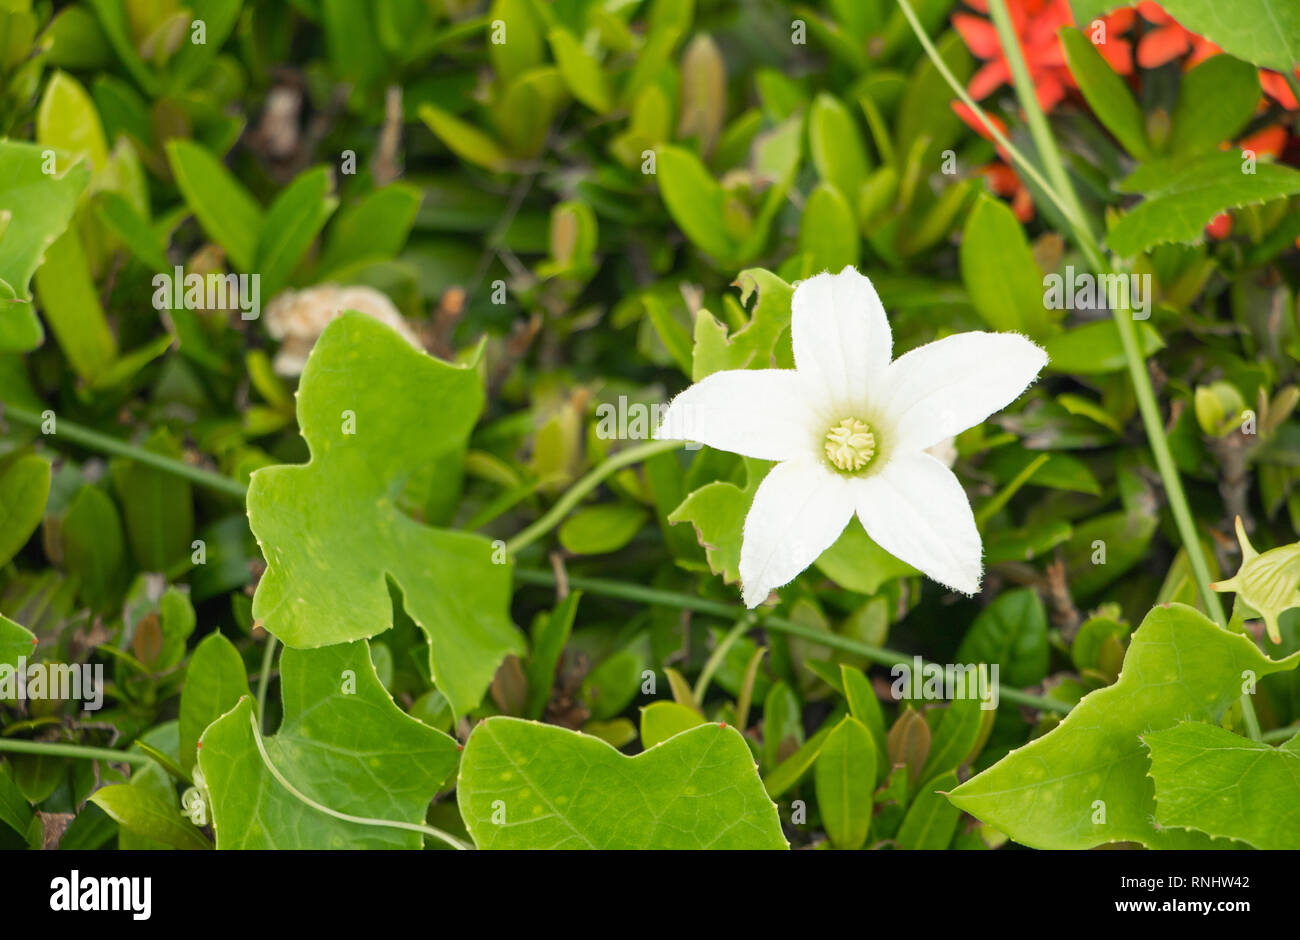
[
  {"xmin": 504, "ymin": 438, "xmax": 684, "ymax": 556},
  {"xmin": 515, "ymin": 568, "xmax": 1073, "ymax": 714},
  {"xmin": 246, "ymin": 712, "xmax": 471, "ymax": 850},
  {"xmin": 0, "ymin": 738, "xmax": 151, "ymax": 765},
  {"xmin": 1, "ymin": 403, "xmax": 248, "ymax": 499},
  {"xmin": 900, "ymin": 0, "xmax": 1255, "ymax": 735}
]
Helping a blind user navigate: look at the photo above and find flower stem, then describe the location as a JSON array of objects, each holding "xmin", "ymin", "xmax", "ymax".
[
  {"xmin": 246, "ymin": 712, "xmax": 470, "ymax": 850},
  {"xmin": 515, "ymin": 568, "xmax": 1073, "ymax": 714},
  {"xmin": 0, "ymin": 738, "xmax": 152, "ymax": 765},
  {"xmin": 1, "ymin": 403, "xmax": 248, "ymax": 499},
  {"xmin": 504, "ymin": 439, "xmax": 684, "ymax": 556}
]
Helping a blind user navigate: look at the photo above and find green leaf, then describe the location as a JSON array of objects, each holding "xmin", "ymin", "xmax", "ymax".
[
  {"xmin": 1166, "ymin": 54, "xmax": 1260, "ymax": 156},
  {"xmin": 1144, "ymin": 722, "xmax": 1300, "ymax": 849},
  {"xmin": 948, "ymin": 604, "xmax": 1300, "ymax": 849},
  {"xmin": 841, "ymin": 664, "xmax": 888, "ymax": 780},
  {"xmin": 36, "ymin": 71, "xmax": 109, "ymax": 174},
  {"xmin": 94, "ymin": 190, "xmax": 168, "ymax": 271},
  {"xmin": 0, "ymin": 141, "xmax": 91, "ymax": 352},
  {"xmin": 0, "ymin": 759, "xmax": 34, "ymax": 840},
  {"xmin": 198, "ymin": 641, "xmax": 460, "ymax": 849},
  {"xmin": 657, "ymin": 145, "xmax": 738, "ymax": 265},
  {"xmin": 489, "ymin": 0, "xmax": 544, "ymax": 81},
  {"xmin": 955, "ymin": 587, "xmax": 1048, "ymax": 689},
  {"xmin": 959, "ymin": 193, "xmax": 1054, "ymax": 340},
  {"xmin": 921, "ymin": 695, "xmax": 985, "ymax": 784},
  {"xmin": 1109, "ymin": 151, "xmax": 1300, "ymax": 257},
  {"xmin": 558, "ymin": 503, "xmax": 648, "ymax": 555},
  {"xmin": 547, "ymin": 28, "xmax": 611, "ymax": 113},
  {"xmin": 418, "ymin": 103, "xmax": 514, "ymax": 173},
  {"xmin": 317, "ymin": 183, "xmax": 422, "ymax": 278},
  {"xmin": 90, "ymin": 783, "xmax": 209, "ymax": 850},
  {"xmin": 110, "ymin": 428, "xmax": 193, "ymax": 572},
  {"xmin": 814, "ymin": 715, "xmax": 875, "ymax": 850},
  {"xmin": 255, "ymin": 166, "xmax": 338, "ymax": 297},
  {"xmin": 895, "ymin": 770, "xmax": 961, "ymax": 849},
  {"xmin": 32, "ymin": 227, "xmax": 118, "ymax": 380},
  {"xmin": 458, "ymin": 716, "xmax": 786, "ymax": 849},
  {"xmin": 815, "ymin": 518, "xmax": 917, "ymax": 595},
  {"xmin": 808, "ymin": 93, "xmax": 871, "ymax": 206},
  {"xmin": 668, "ymin": 458, "xmax": 765, "ymax": 584},
  {"xmin": 248, "ymin": 313, "xmax": 523, "ymax": 718},
  {"xmin": 1043, "ymin": 319, "xmax": 1164, "ymax": 374},
  {"xmin": 0, "ymin": 613, "xmax": 37, "ymax": 671},
  {"xmin": 798, "ymin": 183, "xmax": 859, "ymax": 273},
  {"xmin": 1156, "ymin": 0, "xmax": 1300, "ymax": 72},
  {"xmin": 639, "ymin": 700, "xmax": 706, "ymax": 748},
  {"xmin": 1060, "ymin": 28, "xmax": 1150, "ymax": 160},
  {"xmin": 524, "ymin": 593, "xmax": 579, "ymax": 720},
  {"xmin": 0, "ymin": 455, "xmax": 50, "ymax": 568},
  {"xmin": 1064, "ymin": 510, "xmax": 1158, "ymax": 597},
  {"xmin": 166, "ymin": 139, "xmax": 264, "ymax": 271},
  {"xmin": 179, "ymin": 632, "xmax": 251, "ymax": 775}
]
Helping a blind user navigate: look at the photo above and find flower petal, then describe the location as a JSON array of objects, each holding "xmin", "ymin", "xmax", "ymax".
[
  {"xmin": 880, "ymin": 331, "xmax": 1047, "ymax": 453},
  {"xmin": 654, "ymin": 368, "xmax": 813, "ymax": 461},
  {"xmin": 791, "ymin": 266, "xmax": 893, "ymax": 414},
  {"xmin": 739, "ymin": 459, "xmax": 855, "ymax": 607},
  {"xmin": 854, "ymin": 452, "xmax": 982, "ymax": 594}
]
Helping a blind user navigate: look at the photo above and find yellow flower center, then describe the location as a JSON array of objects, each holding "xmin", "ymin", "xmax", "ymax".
[{"xmin": 824, "ymin": 417, "xmax": 876, "ymax": 472}]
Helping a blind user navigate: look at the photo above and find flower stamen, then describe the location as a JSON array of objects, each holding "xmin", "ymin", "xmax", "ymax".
[{"xmin": 824, "ymin": 418, "xmax": 876, "ymax": 472}]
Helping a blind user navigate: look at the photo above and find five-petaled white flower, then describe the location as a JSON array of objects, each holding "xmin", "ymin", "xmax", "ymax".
[{"xmin": 655, "ymin": 266, "xmax": 1048, "ymax": 608}]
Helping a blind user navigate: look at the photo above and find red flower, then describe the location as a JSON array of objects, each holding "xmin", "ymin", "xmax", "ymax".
[
  {"xmin": 953, "ymin": 0, "xmax": 1133, "ymax": 113},
  {"xmin": 1134, "ymin": 2, "xmax": 1220, "ymax": 68},
  {"xmin": 1260, "ymin": 69, "xmax": 1300, "ymax": 110}
]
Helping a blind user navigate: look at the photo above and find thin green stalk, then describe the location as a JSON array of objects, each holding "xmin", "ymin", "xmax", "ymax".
[
  {"xmin": 504, "ymin": 439, "xmax": 683, "ymax": 555},
  {"xmin": 949, "ymin": 0, "xmax": 1250, "ymax": 735},
  {"xmin": 0, "ymin": 738, "xmax": 151, "ymax": 765},
  {"xmin": 2, "ymin": 403, "xmax": 248, "ymax": 499},
  {"xmin": 693, "ymin": 616, "xmax": 754, "ymax": 702},
  {"xmin": 515, "ymin": 569, "xmax": 1072, "ymax": 714},
  {"xmin": 986, "ymin": 0, "xmax": 1095, "ymax": 247},
  {"xmin": 895, "ymin": 0, "xmax": 1080, "ymax": 228},
  {"xmin": 256, "ymin": 634, "xmax": 278, "ymax": 733},
  {"xmin": 246, "ymin": 712, "xmax": 470, "ymax": 850},
  {"xmin": 975, "ymin": 453, "xmax": 1048, "ymax": 527}
]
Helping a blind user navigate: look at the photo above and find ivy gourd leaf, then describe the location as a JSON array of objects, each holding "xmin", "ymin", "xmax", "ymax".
[
  {"xmin": 458, "ymin": 716, "xmax": 787, "ymax": 849},
  {"xmin": 667, "ymin": 457, "xmax": 766, "ymax": 584},
  {"xmin": 197, "ymin": 640, "xmax": 460, "ymax": 849},
  {"xmin": 248, "ymin": 313, "xmax": 524, "ymax": 718},
  {"xmin": 0, "ymin": 140, "xmax": 91, "ymax": 351},
  {"xmin": 948, "ymin": 603, "xmax": 1300, "ymax": 848},
  {"xmin": 1144, "ymin": 721, "xmax": 1300, "ymax": 849}
]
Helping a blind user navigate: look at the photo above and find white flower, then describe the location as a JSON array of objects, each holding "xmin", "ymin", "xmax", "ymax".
[
  {"xmin": 264, "ymin": 284, "xmax": 421, "ymax": 376},
  {"xmin": 654, "ymin": 266, "xmax": 1047, "ymax": 608}
]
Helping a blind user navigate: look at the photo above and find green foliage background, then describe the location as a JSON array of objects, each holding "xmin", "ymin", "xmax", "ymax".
[{"xmin": 2, "ymin": 0, "xmax": 1300, "ymax": 851}]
